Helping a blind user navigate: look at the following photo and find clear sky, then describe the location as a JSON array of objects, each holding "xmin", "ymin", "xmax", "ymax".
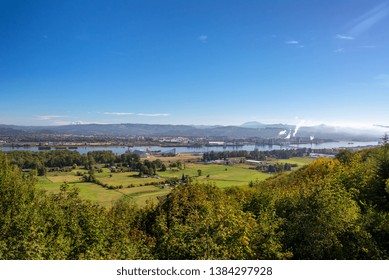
[{"xmin": 1, "ymin": 0, "xmax": 389, "ymax": 127}]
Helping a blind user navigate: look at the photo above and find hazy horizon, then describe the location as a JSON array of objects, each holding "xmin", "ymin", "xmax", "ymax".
[{"xmin": 1, "ymin": 120, "xmax": 389, "ymax": 134}]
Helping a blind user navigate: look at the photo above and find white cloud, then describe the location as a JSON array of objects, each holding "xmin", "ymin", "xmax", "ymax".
[
  {"xmin": 285, "ymin": 40, "xmax": 304, "ymax": 48},
  {"xmin": 285, "ymin": 40, "xmax": 299, "ymax": 45},
  {"xmin": 103, "ymin": 112, "xmax": 134, "ymax": 116},
  {"xmin": 36, "ymin": 115, "xmax": 65, "ymax": 120},
  {"xmin": 137, "ymin": 113, "xmax": 170, "ymax": 117},
  {"xmin": 198, "ymin": 35, "xmax": 208, "ymax": 42},
  {"xmin": 335, "ymin": 34, "xmax": 355, "ymax": 40},
  {"xmin": 290, "ymin": 119, "xmax": 385, "ymax": 130}
]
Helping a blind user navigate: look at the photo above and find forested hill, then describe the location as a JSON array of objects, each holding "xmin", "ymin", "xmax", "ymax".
[
  {"xmin": 0, "ymin": 144, "xmax": 388, "ymax": 259},
  {"xmin": 0, "ymin": 123, "xmax": 383, "ymax": 139}
]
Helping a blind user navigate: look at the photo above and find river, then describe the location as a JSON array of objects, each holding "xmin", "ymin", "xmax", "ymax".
[{"xmin": 0, "ymin": 141, "xmax": 380, "ymax": 154}]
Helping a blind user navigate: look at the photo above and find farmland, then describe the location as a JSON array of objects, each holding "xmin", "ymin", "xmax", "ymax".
[{"xmin": 35, "ymin": 156, "xmax": 314, "ymax": 207}]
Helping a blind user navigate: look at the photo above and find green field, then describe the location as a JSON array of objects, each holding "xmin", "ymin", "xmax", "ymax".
[
  {"xmin": 273, "ymin": 157, "xmax": 315, "ymax": 166},
  {"xmin": 159, "ymin": 163, "xmax": 272, "ymax": 188},
  {"xmin": 37, "ymin": 175, "xmax": 169, "ymax": 207},
  {"xmin": 36, "ymin": 157, "xmax": 314, "ymax": 207},
  {"xmin": 94, "ymin": 169, "xmax": 166, "ymax": 187}
]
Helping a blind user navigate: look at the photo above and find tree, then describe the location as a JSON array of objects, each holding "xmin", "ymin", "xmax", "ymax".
[
  {"xmin": 105, "ymin": 199, "xmax": 155, "ymax": 259},
  {"xmin": 376, "ymin": 134, "xmax": 389, "ymax": 205},
  {"xmin": 336, "ymin": 149, "xmax": 353, "ymax": 164},
  {"xmin": 152, "ymin": 183, "xmax": 258, "ymax": 259}
]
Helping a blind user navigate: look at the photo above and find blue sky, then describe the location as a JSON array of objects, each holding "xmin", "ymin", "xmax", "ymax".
[{"xmin": 1, "ymin": 0, "xmax": 389, "ymax": 127}]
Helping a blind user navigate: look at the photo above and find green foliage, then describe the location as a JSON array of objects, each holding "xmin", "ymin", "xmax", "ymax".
[
  {"xmin": 152, "ymin": 183, "xmax": 258, "ymax": 259},
  {"xmin": 244, "ymin": 187, "xmax": 292, "ymax": 259},
  {"xmin": 373, "ymin": 143, "xmax": 389, "ymax": 210},
  {"xmin": 279, "ymin": 184, "xmax": 361, "ymax": 259},
  {"xmin": 0, "ymin": 153, "xmax": 150, "ymax": 259},
  {"xmin": 0, "ymin": 153, "xmax": 48, "ymax": 259},
  {"xmin": 106, "ymin": 199, "xmax": 155, "ymax": 259}
]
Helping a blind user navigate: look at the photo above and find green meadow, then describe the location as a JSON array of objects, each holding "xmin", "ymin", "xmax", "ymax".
[
  {"xmin": 36, "ymin": 157, "xmax": 314, "ymax": 207},
  {"xmin": 159, "ymin": 163, "xmax": 273, "ymax": 188}
]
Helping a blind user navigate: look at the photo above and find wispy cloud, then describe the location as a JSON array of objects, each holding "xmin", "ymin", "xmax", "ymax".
[
  {"xmin": 334, "ymin": 48, "xmax": 344, "ymax": 53},
  {"xmin": 285, "ymin": 40, "xmax": 304, "ymax": 48},
  {"xmin": 103, "ymin": 112, "xmax": 134, "ymax": 116},
  {"xmin": 347, "ymin": 2, "xmax": 388, "ymax": 37},
  {"xmin": 198, "ymin": 35, "xmax": 208, "ymax": 43},
  {"xmin": 335, "ymin": 34, "xmax": 355, "ymax": 40},
  {"xmin": 137, "ymin": 113, "xmax": 170, "ymax": 117},
  {"xmin": 36, "ymin": 115, "xmax": 65, "ymax": 120}
]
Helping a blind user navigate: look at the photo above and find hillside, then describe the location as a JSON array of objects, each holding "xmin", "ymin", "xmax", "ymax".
[{"xmin": 0, "ymin": 122, "xmax": 385, "ymax": 140}]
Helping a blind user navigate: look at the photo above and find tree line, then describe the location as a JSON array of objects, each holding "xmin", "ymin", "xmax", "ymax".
[
  {"xmin": 202, "ymin": 148, "xmax": 307, "ymax": 162},
  {"xmin": 4, "ymin": 150, "xmax": 168, "ymax": 176}
]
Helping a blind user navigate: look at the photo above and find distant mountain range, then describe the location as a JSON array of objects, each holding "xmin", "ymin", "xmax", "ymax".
[{"xmin": 0, "ymin": 122, "xmax": 387, "ymax": 141}]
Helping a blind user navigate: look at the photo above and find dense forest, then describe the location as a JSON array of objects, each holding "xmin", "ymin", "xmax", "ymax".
[{"xmin": 0, "ymin": 143, "xmax": 388, "ymax": 259}]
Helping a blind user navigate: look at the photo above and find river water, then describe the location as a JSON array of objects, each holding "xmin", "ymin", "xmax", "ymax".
[{"xmin": 0, "ymin": 141, "xmax": 379, "ymax": 155}]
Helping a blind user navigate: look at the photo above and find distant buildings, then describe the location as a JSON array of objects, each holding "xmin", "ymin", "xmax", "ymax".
[
  {"xmin": 309, "ymin": 153, "xmax": 335, "ymax": 159},
  {"xmin": 129, "ymin": 149, "xmax": 150, "ymax": 158},
  {"xmin": 246, "ymin": 160, "xmax": 268, "ymax": 166},
  {"xmin": 160, "ymin": 148, "xmax": 177, "ymax": 157},
  {"xmin": 158, "ymin": 137, "xmax": 190, "ymax": 144},
  {"xmin": 208, "ymin": 141, "xmax": 225, "ymax": 146},
  {"xmin": 127, "ymin": 148, "xmax": 177, "ymax": 158}
]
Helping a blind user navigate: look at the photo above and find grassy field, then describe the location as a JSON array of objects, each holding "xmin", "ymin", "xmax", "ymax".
[
  {"xmin": 36, "ymin": 175, "xmax": 169, "ymax": 207},
  {"xmin": 94, "ymin": 169, "xmax": 166, "ymax": 187},
  {"xmin": 35, "ymin": 156, "xmax": 315, "ymax": 207},
  {"xmin": 273, "ymin": 157, "xmax": 315, "ymax": 166},
  {"xmin": 159, "ymin": 163, "xmax": 272, "ymax": 188},
  {"xmin": 148, "ymin": 154, "xmax": 201, "ymax": 163}
]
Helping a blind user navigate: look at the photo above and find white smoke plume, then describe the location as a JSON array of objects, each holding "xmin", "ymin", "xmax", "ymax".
[
  {"xmin": 278, "ymin": 130, "xmax": 287, "ymax": 136},
  {"xmin": 293, "ymin": 120, "xmax": 305, "ymax": 137},
  {"xmin": 310, "ymin": 136, "xmax": 314, "ymax": 141},
  {"xmin": 285, "ymin": 129, "xmax": 292, "ymax": 139}
]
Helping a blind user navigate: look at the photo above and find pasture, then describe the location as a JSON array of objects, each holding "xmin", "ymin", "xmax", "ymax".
[{"xmin": 35, "ymin": 156, "xmax": 314, "ymax": 207}]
